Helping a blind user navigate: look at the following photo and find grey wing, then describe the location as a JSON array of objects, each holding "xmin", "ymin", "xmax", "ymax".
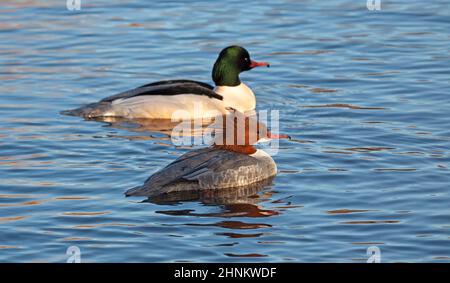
[
  {"xmin": 181, "ymin": 152, "xmax": 263, "ymax": 189},
  {"xmin": 125, "ymin": 148, "xmax": 259, "ymax": 197},
  {"xmin": 125, "ymin": 147, "xmax": 218, "ymax": 196},
  {"xmin": 101, "ymin": 80, "xmax": 222, "ymax": 103}
]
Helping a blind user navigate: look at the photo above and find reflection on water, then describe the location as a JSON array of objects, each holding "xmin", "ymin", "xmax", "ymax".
[
  {"xmin": 302, "ymin": 104, "xmax": 386, "ymax": 110},
  {"xmin": 88, "ymin": 116, "xmax": 215, "ymax": 138},
  {"xmin": 150, "ymin": 178, "xmax": 281, "ymax": 220},
  {"xmin": 0, "ymin": 0, "xmax": 449, "ymax": 262},
  {"xmin": 148, "ymin": 178, "xmax": 275, "ymax": 206}
]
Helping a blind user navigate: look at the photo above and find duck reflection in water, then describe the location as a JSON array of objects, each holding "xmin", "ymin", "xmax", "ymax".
[
  {"xmin": 150, "ymin": 177, "xmax": 280, "ymax": 218},
  {"xmin": 125, "ymin": 111, "xmax": 290, "ymax": 211},
  {"xmin": 88, "ymin": 116, "xmax": 216, "ymax": 138}
]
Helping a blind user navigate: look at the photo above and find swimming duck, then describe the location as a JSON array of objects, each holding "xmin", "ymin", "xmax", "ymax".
[
  {"xmin": 62, "ymin": 46, "xmax": 270, "ymax": 120},
  {"xmin": 125, "ymin": 114, "xmax": 288, "ymax": 197}
]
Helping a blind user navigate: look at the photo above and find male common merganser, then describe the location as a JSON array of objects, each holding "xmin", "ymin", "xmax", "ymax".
[
  {"xmin": 62, "ymin": 46, "xmax": 270, "ymax": 120},
  {"xmin": 125, "ymin": 114, "xmax": 289, "ymax": 197}
]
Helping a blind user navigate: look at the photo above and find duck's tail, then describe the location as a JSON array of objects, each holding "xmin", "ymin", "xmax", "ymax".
[
  {"xmin": 60, "ymin": 102, "xmax": 112, "ymax": 118},
  {"xmin": 125, "ymin": 185, "xmax": 156, "ymax": 197}
]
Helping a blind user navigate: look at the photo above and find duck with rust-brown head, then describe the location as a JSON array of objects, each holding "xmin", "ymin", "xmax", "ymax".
[{"xmin": 125, "ymin": 114, "xmax": 289, "ymax": 197}]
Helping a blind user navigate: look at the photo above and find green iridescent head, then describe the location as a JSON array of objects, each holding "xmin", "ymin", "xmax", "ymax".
[{"xmin": 212, "ymin": 46, "xmax": 270, "ymax": 86}]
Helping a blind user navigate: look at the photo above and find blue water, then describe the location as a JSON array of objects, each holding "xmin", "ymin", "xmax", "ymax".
[{"xmin": 1, "ymin": 0, "xmax": 449, "ymax": 262}]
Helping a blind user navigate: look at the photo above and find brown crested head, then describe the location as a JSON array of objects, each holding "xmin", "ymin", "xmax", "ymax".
[{"xmin": 212, "ymin": 112, "xmax": 289, "ymax": 154}]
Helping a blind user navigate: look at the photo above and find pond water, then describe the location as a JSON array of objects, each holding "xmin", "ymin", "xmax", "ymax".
[{"xmin": 0, "ymin": 0, "xmax": 449, "ymax": 262}]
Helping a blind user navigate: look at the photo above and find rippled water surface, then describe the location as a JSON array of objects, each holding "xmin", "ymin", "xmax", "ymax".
[{"xmin": 1, "ymin": 0, "xmax": 449, "ymax": 262}]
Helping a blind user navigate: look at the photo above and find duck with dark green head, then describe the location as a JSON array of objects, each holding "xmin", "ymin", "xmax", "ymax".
[{"xmin": 61, "ymin": 45, "xmax": 270, "ymax": 120}]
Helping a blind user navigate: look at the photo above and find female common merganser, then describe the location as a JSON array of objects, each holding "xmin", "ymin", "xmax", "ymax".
[
  {"xmin": 125, "ymin": 114, "xmax": 289, "ymax": 197},
  {"xmin": 62, "ymin": 46, "xmax": 270, "ymax": 120}
]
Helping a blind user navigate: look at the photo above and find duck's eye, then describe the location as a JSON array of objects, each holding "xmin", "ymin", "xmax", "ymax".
[{"xmin": 244, "ymin": 57, "xmax": 249, "ymax": 62}]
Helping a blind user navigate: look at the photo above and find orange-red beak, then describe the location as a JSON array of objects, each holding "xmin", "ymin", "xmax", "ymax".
[
  {"xmin": 268, "ymin": 132, "xmax": 291, "ymax": 140},
  {"xmin": 250, "ymin": 60, "xmax": 270, "ymax": 68}
]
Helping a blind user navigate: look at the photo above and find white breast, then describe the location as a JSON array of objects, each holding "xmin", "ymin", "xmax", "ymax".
[
  {"xmin": 250, "ymin": 149, "xmax": 277, "ymax": 176},
  {"xmin": 213, "ymin": 83, "xmax": 256, "ymax": 114}
]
